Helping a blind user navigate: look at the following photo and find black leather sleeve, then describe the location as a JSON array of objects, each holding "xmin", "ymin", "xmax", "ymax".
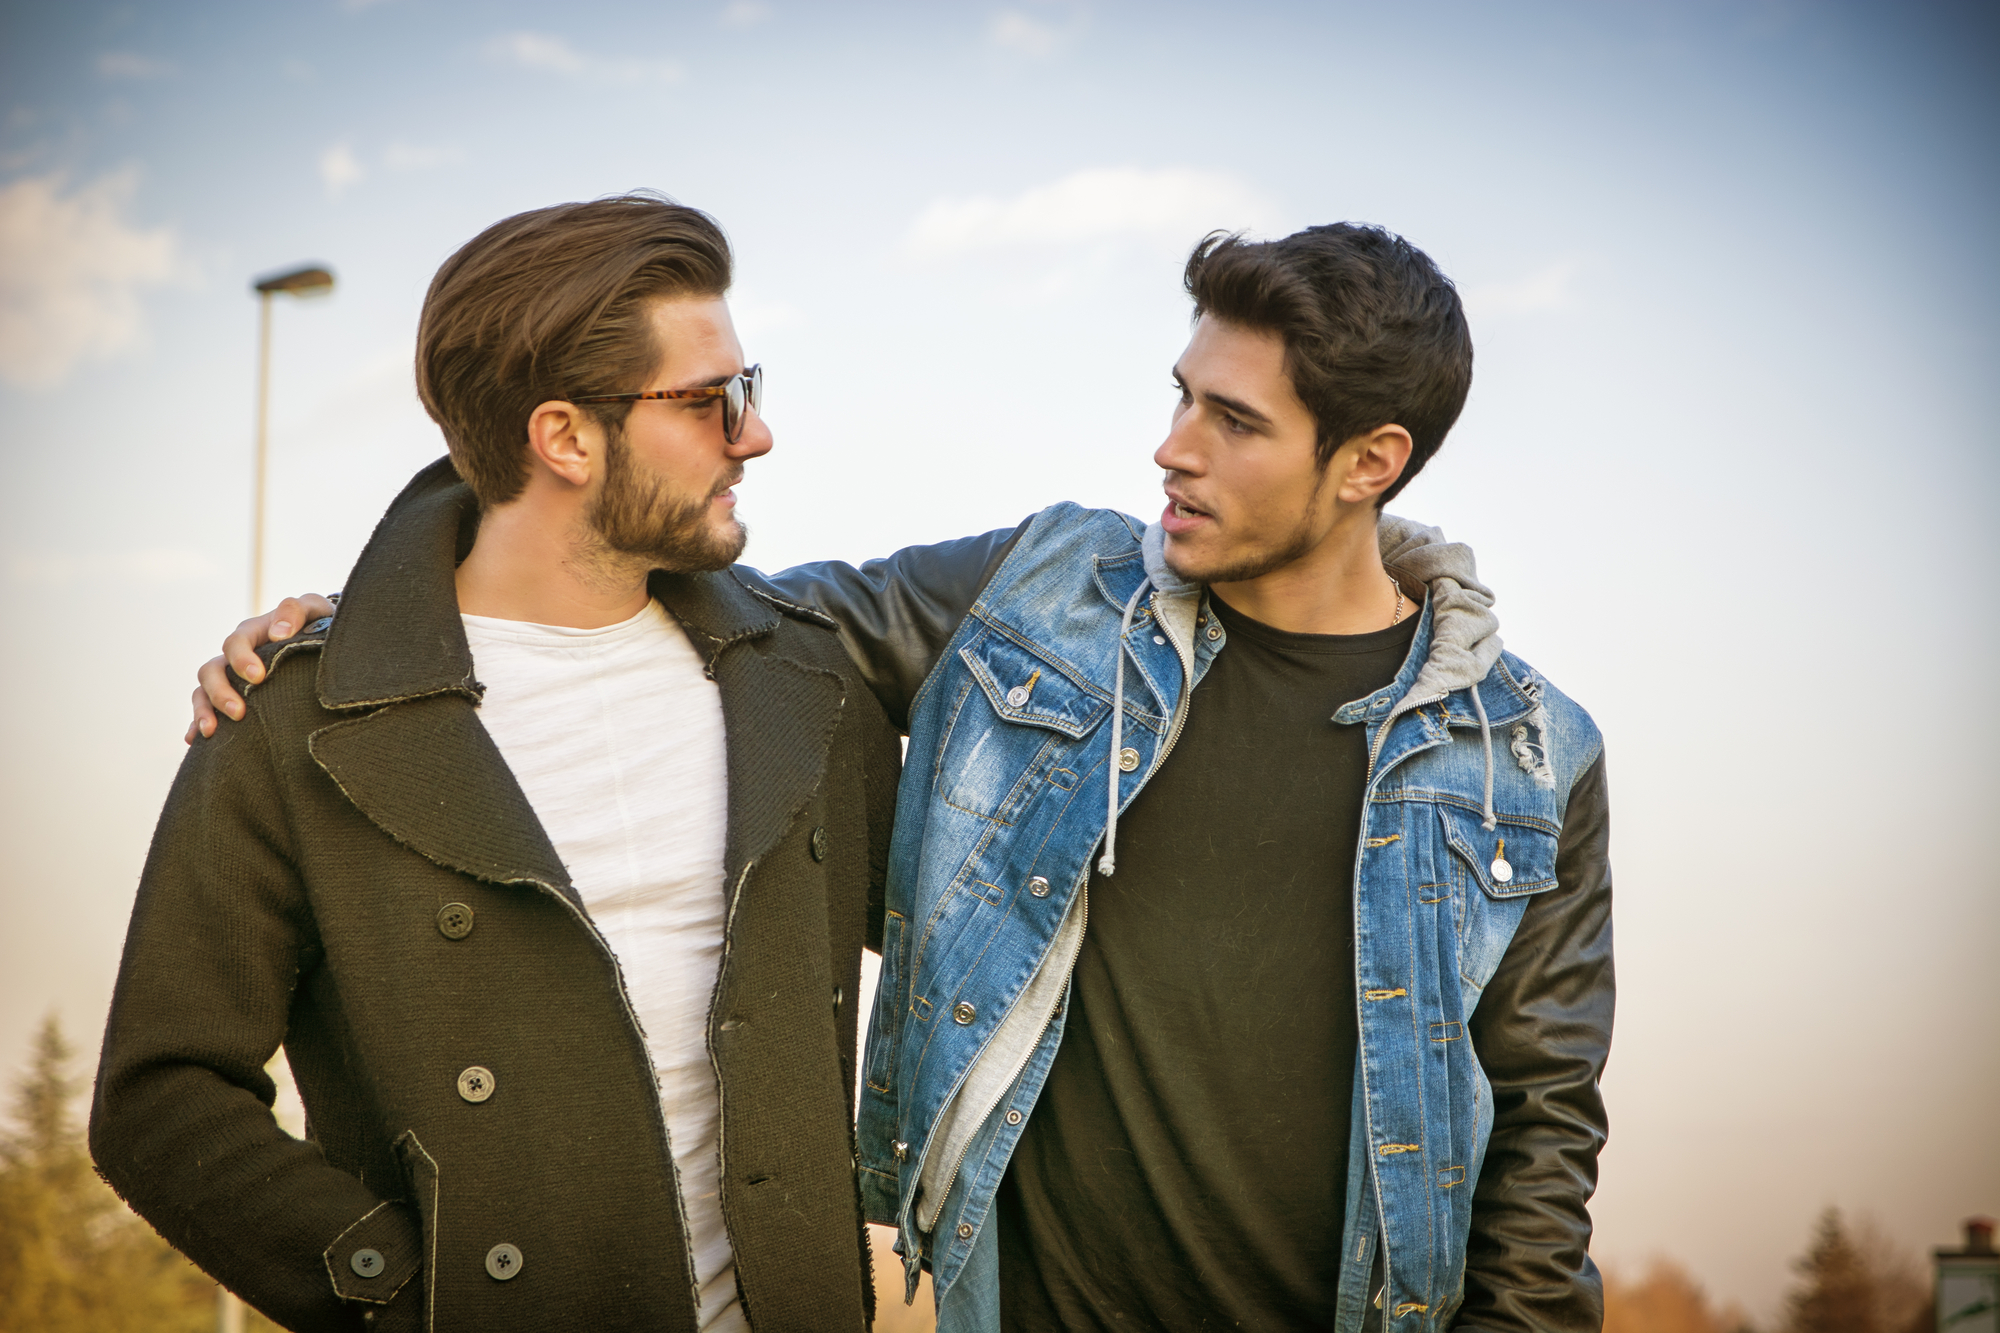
[
  {"xmin": 1457, "ymin": 752, "xmax": 1614, "ymax": 1331},
  {"xmin": 734, "ymin": 520, "xmax": 1029, "ymax": 732}
]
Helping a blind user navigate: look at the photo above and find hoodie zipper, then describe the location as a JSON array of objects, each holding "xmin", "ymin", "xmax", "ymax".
[{"xmin": 918, "ymin": 880, "xmax": 1087, "ymax": 1240}]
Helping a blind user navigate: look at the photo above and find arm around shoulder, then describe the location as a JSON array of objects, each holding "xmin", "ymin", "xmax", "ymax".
[{"xmin": 1458, "ymin": 752, "xmax": 1614, "ymax": 1331}]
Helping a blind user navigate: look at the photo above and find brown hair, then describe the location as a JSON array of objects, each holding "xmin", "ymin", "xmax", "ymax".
[
  {"xmin": 415, "ymin": 193, "xmax": 733, "ymax": 507},
  {"xmin": 1184, "ymin": 223, "xmax": 1471, "ymax": 506}
]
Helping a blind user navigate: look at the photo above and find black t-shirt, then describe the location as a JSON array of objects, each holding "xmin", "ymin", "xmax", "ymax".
[{"xmin": 997, "ymin": 592, "xmax": 1420, "ymax": 1332}]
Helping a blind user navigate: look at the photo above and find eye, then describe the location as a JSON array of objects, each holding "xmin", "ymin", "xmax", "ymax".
[
  {"xmin": 1221, "ymin": 412, "xmax": 1250, "ymax": 435},
  {"xmin": 1172, "ymin": 379, "xmax": 1191, "ymax": 404}
]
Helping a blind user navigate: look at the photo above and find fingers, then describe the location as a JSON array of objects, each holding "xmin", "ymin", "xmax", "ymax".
[
  {"xmin": 188, "ymin": 684, "xmax": 219, "ymax": 743},
  {"xmin": 198, "ymin": 654, "xmax": 246, "ymax": 724}
]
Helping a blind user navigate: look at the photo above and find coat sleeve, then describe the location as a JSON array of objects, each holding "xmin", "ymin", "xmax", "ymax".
[
  {"xmin": 91, "ymin": 696, "xmax": 422, "ymax": 1333},
  {"xmin": 1457, "ymin": 752, "xmax": 1614, "ymax": 1331},
  {"xmin": 735, "ymin": 520, "xmax": 1029, "ymax": 731}
]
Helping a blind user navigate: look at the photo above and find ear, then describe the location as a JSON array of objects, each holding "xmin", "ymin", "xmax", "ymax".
[
  {"xmin": 525, "ymin": 400, "xmax": 605, "ymax": 489},
  {"xmin": 1335, "ymin": 424, "xmax": 1414, "ymax": 505}
]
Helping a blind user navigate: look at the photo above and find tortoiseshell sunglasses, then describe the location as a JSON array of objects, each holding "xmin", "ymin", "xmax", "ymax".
[{"xmin": 572, "ymin": 364, "xmax": 764, "ymax": 443}]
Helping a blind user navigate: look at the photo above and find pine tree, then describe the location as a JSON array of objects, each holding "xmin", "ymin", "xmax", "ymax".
[
  {"xmin": 1783, "ymin": 1207, "xmax": 1931, "ymax": 1333},
  {"xmin": 0, "ymin": 1012, "xmax": 214, "ymax": 1331}
]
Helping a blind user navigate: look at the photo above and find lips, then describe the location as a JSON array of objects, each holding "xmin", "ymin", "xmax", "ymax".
[{"xmin": 1161, "ymin": 490, "xmax": 1212, "ymax": 535}]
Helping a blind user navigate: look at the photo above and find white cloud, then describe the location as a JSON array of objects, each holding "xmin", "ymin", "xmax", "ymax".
[
  {"xmin": 319, "ymin": 141, "xmax": 365, "ymax": 199},
  {"xmin": 0, "ymin": 171, "xmax": 180, "ymax": 389},
  {"xmin": 718, "ymin": 0, "xmax": 772, "ymax": 26},
  {"xmin": 1461, "ymin": 258, "xmax": 1585, "ymax": 318},
  {"xmin": 96, "ymin": 51, "xmax": 174, "ymax": 80},
  {"xmin": 987, "ymin": 9, "xmax": 1067, "ymax": 57},
  {"xmin": 383, "ymin": 141, "xmax": 462, "ymax": 172},
  {"xmin": 7, "ymin": 547, "xmax": 220, "ymax": 588},
  {"xmin": 906, "ymin": 166, "xmax": 1277, "ymax": 258},
  {"xmin": 485, "ymin": 31, "xmax": 683, "ymax": 84}
]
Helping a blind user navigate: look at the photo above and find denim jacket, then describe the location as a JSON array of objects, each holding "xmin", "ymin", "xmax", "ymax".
[{"xmin": 755, "ymin": 502, "xmax": 1614, "ymax": 1332}]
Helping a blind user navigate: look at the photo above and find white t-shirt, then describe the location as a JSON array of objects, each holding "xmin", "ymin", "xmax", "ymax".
[{"xmin": 461, "ymin": 602, "xmax": 746, "ymax": 1333}]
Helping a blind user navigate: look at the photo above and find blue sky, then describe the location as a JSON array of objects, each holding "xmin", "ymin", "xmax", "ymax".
[{"xmin": 2, "ymin": 0, "xmax": 1995, "ymax": 1316}]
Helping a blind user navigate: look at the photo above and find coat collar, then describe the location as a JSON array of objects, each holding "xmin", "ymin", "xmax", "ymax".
[{"xmin": 309, "ymin": 456, "xmax": 833, "ymax": 900}]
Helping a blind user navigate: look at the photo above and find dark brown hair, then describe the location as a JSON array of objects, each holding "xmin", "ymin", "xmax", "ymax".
[
  {"xmin": 1184, "ymin": 223, "xmax": 1471, "ymax": 505},
  {"xmin": 415, "ymin": 193, "xmax": 733, "ymax": 507}
]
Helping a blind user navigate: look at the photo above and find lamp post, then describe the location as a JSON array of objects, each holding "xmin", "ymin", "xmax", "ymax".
[
  {"xmin": 222, "ymin": 265, "xmax": 335, "ymax": 1333},
  {"xmin": 249, "ymin": 264, "xmax": 335, "ymax": 612}
]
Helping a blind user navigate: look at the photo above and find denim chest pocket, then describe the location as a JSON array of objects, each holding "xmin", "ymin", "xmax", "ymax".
[
  {"xmin": 1437, "ymin": 804, "xmax": 1561, "ymax": 991},
  {"xmin": 936, "ymin": 631, "xmax": 1111, "ymax": 825}
]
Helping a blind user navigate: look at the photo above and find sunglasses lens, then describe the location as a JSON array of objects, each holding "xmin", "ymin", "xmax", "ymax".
[
  {"xmin": 747, "ymin": 365, "xmax": 763, "ymax": 415},
  {"xmin": 723, "ymin": 377, "xmax": 744, "ymax": 442}
]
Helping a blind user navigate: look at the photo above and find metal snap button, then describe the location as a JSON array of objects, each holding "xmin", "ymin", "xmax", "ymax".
[
  {"xmin": 1028, "ymin": 876, "xmax": 1050, "ymax": 898},
  {"xmin": 1490, "ymin": 858, "xmax": 1514, "ymax": 883},
  {"xmin": 893, "ymin": 1140, "xmax": 910, "ymax": 1161},
  {"xmin": 436, "ymin": 902, "xmax": 474, "ymax": 940},
  {"xmin": 810, "ymin": 825, "xmax": 828, "ymax": 862},
  {"xmin": 484, "ymin": 1242, "xmax": 522, "ymax": 1281},
  {"xmin": 1152, "ymin": 634, "xmax": 1166, "ymax": 645},
  {"xmin": 350, "ymin": 1248, "xmax": 384, "ymax": 1278},
  {"xmin": 1117, "ymin": 747, "xmax": 1140, "ymax": 772},
  {"xmin": 456, "ymin": 1066, "xmax": 495, "ymax": 1103},
  {"xmin": 1206, "ymin": 625, "xmax": 1222, "ymax": 641},
  {"xmin": 1006, "ymin": 685, "xmax": 1030, "ymax": 707},
  {"xmin": 1005, "ymin": 1109, "xmax": 1022, "ymax": 1126},
  {"xmin": 833, "ymin": 986, "xmax": 843, "ymax": 1010},
  {"xmin": 952, "ymin": 1001, "xmax": 976, "ymax": 1025},
  {"xmin": 957, "ymin": 1223, "xmax": 974, "ymax": 1239}
]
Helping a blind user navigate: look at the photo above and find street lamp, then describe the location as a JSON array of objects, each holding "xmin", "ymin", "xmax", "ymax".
[{"xmin": 249, "ymin": 264, "xmax": 335, "ymax": 612}]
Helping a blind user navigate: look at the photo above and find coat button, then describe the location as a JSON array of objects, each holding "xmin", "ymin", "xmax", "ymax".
[
  {"xmin": 957, "ymin": 1222, "xmax": 974, "ymax": 1239},
  {"xmin": 1490, "ymin": 858, "xmax": 1514, "ymax": 883},
  {"xmin": 893, "ymin": 1140, "xmax": 910, "ymax": 1161},
  {"xmin": 1152, "ymin": 634, "xmax": 1166, "ymax": 645},
  {"xmin": 1117, "ymin": 747, "xmax": 1139, "ymax": 772},
  {"xmin": 484, "ymin": 1243, "xmax": 523, "ymax": 1281},
  {"xmin": 833, "ymin": 986, "xmax": 844, "ymax": 1010},
  {"xmin": 1006, "ymin": 685, "xmax": 1030, "ymax": 707},
  {"xmin": 1005, "ymin": 1109, "xmax": 1023, "ymax": 1126},
  {"xmin": 350, "ymin": 1248, "xmax": 384, "ymax": 1278},
  {"xmin": 436, "ymin": 903, "xmax": 474, "ymax": 940},
  {"xmin": 457, "ymin": 1066, "xmax": 495, "ymax": 1103},
  {"xmin": 1206, "ymin": 625, "xmax": 1222, "ymax": 641},
  {"xmin": 952, "ymin": 1001, "xmax": 976, "ymax": 1025},
  {"xmin": 1028, "ymin": 876, "xmax": 1050, "ymax": 898},
  {"xmin": 810, "ymin": 825, "xmax": 828, "ymax": 862}
]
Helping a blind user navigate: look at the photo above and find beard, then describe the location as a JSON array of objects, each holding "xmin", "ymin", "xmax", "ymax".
[
  {"xmin": 582, "ymin": 425, "xmax": 746, "ymax": 573},
  {"xmin": 1162, "ymin": 468, "xmax": 1332, "ymax": 586}
]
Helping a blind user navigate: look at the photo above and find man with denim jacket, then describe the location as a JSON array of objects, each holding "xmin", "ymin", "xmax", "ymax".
[{"xmin": 198, "ymin": 223, "xmax": 1612, "ymax": 1331}]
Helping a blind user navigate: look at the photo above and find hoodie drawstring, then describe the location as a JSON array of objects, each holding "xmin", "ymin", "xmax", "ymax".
[
  {"xmin": 1097, "ymin": 580, "xmax": 1153, "ymax": 877},
  {"xmin": 1469, "ymin": 682, "xmax": 1498, "ymax": 831}
]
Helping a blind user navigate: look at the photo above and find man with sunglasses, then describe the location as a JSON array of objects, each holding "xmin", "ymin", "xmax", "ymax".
[
  {"xmin": 94, "ymin": 196, "xmax": 900, "ymax": 1332},
  {"xmin": 190, "ymin": 222, "xmax": 1612, "ymax": 1331}
]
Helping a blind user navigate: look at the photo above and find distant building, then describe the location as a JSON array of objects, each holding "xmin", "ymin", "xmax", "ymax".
[{"xmin": 1938, "ymin": 1217, "xmax": 1998, "ymax": 1333}]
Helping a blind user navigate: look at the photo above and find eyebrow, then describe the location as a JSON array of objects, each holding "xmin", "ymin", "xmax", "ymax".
[{"xmin": 1172, "ymin": 364, "xmax": 1275, "ymax": 428}]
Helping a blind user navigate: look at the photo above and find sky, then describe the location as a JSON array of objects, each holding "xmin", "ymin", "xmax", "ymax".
[{"xmin": 1, "ymin": 0, "xmax": 1996, "ymax": 1319}]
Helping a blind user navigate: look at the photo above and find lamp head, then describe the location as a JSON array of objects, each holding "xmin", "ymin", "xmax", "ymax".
[{"xmin": 253, "ymin": 265, "xmax": 336, "ymax": 297}]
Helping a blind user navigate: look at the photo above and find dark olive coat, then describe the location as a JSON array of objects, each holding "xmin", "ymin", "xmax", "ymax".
[{"xmin": 91, "ymin": 460, "xmax": 901, "ymax": 1332}]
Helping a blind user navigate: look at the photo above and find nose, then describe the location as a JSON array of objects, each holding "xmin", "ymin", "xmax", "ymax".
[
  {"xmin": 1154, "ymin": 406, "xmax": 1202, "ymax": 477},
  {"xmin": 730, "ymin": 404, "xmax": 774, "ymax": 461}
]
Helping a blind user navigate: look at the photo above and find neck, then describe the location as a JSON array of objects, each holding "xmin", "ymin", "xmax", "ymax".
[
  {"xmin": 1208, "ymin": 506, "xmax": 1402, "ymax": 635},
  {"xmin": 454, "ymin": 488, "xmax": 652, "ymax": 630}
]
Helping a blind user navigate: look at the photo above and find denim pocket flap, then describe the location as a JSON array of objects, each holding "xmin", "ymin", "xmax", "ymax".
[
  {"xmin": 959, "ymin": 633, "xmax": 1110, "ymax": 739},
  {"xmin": 1437, "ymin": 805, "xmax": 1559, "ymax": 898}
]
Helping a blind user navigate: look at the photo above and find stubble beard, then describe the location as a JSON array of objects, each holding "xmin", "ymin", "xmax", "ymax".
[
  {"xmin": 580, "ymin": 426, "xmax": 747, "ymax": 576},
  {"xmin": 1163, "ymin": 469, "xmax": 1331, "ymax": 587}
]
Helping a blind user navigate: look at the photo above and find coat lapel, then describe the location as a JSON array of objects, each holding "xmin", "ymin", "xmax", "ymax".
[
  {"xmin": 305, "ymin": 459, "xmax": 573, "ymax": 901},
  {"xmin": 653, "ymin": 570, "xmax": 847, "ymax": 887}
]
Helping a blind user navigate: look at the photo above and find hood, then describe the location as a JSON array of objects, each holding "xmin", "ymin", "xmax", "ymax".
[{"xmin": 1141, "ymin": 513, "xmax": 1504, "ymax": 700}]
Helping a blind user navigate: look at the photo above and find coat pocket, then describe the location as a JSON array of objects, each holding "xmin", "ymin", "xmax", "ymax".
[
  {"xmin": 937, "ymin": 631, "xmax": 1112, "ymax": 824},
  {"xmin": 1437, "ymin": 804, "xmax": 1560, "ymax": 992},
  {"xmin": 391, "ymin": 1130, "xmax": 440, "ymax": 1333},
  {"xmin": 864, "ymin": 910, "xmax": 907, "ymax": 1095}
]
